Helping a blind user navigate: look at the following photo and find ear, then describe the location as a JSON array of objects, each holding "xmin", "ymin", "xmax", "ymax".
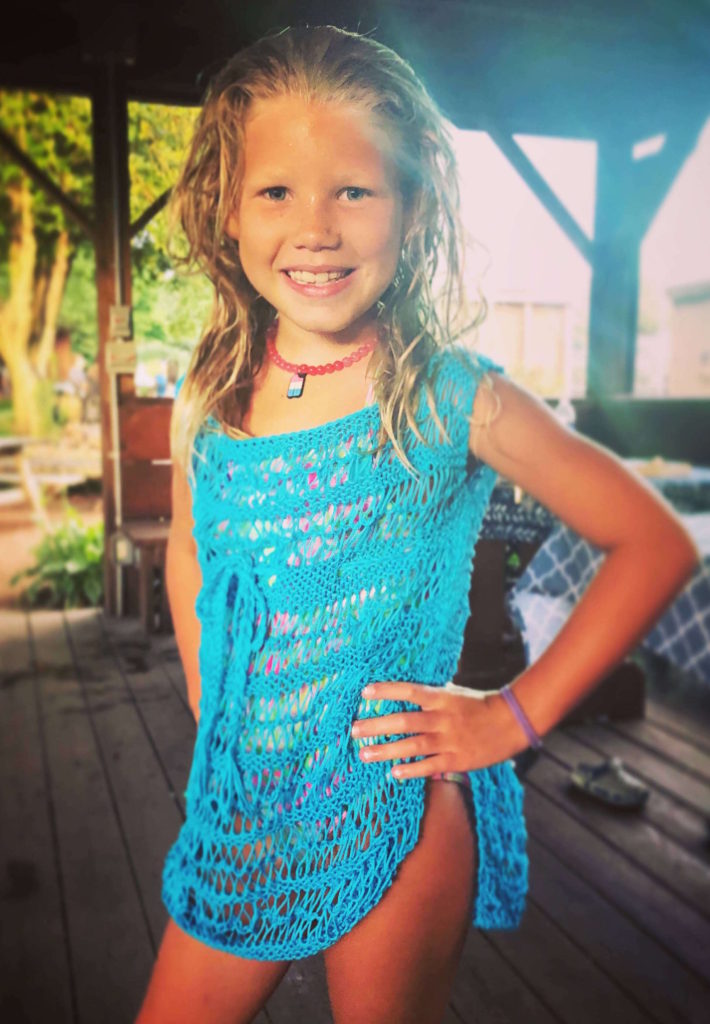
[{"xmin": 225, "ymin": 210, "xmax": 240, "ymax": 240}]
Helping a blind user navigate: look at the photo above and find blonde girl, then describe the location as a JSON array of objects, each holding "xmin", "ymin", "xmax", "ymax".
[{"xmin": 136, "ymin": 24, "xmax": 699, "ymax": 1024}]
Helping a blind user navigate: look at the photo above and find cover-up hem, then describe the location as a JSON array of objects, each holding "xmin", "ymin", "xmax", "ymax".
[
  {"xmin": 162, "ymin": 781, "xmax": 429, "ymax": 962},
  {"xmin": 162, "ymin": 760, "xmax": 528, "ymax": 961}
]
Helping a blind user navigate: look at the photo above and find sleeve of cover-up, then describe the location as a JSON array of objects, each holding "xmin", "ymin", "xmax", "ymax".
[{"xmin": 450, "ymin": 347, "xmax": 506, "ymax": 470}]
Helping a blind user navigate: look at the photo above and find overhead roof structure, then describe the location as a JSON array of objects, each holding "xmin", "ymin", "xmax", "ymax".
[
  {"xmin": 2, "ymin": 0, "xmax": 709, "ymax": 616},
  {"xmin": 3, "ymin": 0, "xmax": 709, "ymax": 138}
]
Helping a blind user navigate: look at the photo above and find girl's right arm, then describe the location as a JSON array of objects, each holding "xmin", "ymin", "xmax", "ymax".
[{"xmin": 166, "ymin": 458, "xmax": 203, "ymax": 724}]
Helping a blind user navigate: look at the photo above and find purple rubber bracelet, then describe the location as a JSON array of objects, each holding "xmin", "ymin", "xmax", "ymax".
[{"xmin": 500, "ymin": 683, "xmax": 544, "ymax": 750}]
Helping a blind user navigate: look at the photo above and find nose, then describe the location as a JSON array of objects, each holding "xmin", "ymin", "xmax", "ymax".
[{"xmin": 293, "ymin": 196, "xmax": 340, "ymax": 250}]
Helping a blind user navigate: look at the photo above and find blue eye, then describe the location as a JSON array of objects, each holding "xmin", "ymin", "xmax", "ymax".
[
  {"xmin": 342, "ymin": 187, "xmax": 370, "ymax": 201},
  {"xmin": 263, "ymin": 187, "xmax": 287, "ymax": 201}
]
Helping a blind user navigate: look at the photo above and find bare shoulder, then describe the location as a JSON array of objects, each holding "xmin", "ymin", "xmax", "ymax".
[{"xmin": 470, "ymin": 371, "xmax": 699, "ymax": 558}]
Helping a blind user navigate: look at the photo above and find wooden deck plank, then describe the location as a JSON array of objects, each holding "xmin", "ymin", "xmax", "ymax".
[
  {"xmin": 100, "ymin": 614, "xmax": 195, "ymax": 822},
  {"xmin": 487, "ymin": 899, "xmax": 651, "ymax": 1024},
  {"xmin": 528, "ymin": 834, "xmax": 710, "ymax": 1023},
  {"xmin": 537, "ymin": 731, "xmax": 710, "ymax": 915},
  {"xmin": 65, "ymin": 608, "xmax": 188, "ymax": 952},
  {"xmin": 0, "ymin": 610, "xmax": 75, "ymax": 1024},
  {"xmin": 645, "ymin": 699, "xmax": 710, "ymax": 754},
  {"xmin": 522, "ymin": 777, "xmax": 710, "ymax": 983},
  {"xmin": 29, "ymin": 609, "xmax": 153, "ymax": 1024},
  {"xmin": 607, "ymin": 716, "xmax": 710, "ymax": 782},
  {"xmin": 451, "ymin": 929, "xmax": 558, "ymax": 1023}
]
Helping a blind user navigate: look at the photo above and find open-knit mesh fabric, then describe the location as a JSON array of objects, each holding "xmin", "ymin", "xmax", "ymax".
[{"xmin": 162, "ymin": 345, "xmax": 529, "ymax": 960}]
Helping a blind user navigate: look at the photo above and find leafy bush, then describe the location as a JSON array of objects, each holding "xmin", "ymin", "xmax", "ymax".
[{"xmin": 11, "ymin": 503, "xmax": 103, "ymax": 608}]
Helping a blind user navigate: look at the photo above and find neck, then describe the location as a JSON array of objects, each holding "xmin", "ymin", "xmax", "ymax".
[{"xmin": 271, "ymin": 318, "xmax": 380, "ymax": 365}]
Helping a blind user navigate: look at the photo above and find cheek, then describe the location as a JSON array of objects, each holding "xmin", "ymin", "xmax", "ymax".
[
  {"xmin": 358, "ymin": 212, "xmax": 403, "ymax": 265},
  {"xmin": 238, "ymin": 214, "xmax": 281, "ymax": 265}
]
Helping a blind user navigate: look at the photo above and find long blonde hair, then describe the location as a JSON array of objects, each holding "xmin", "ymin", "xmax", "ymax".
[{"xmin": 169, "ymin": 24, "xmax": 494, "ymax": 484}]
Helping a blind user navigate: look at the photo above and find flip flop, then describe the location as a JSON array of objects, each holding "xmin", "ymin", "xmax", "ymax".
[{"xmin": 569, "ymin": 756, "xmax": 649, "ymax": 809}]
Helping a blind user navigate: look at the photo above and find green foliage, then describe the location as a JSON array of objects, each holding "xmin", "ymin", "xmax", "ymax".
[
  {"xmin": 132, "ymin": 246, "xmax": 213, "ymax": 349},
  {"xmin": 128, "ymin": 101, "xmax": 200, "ymax": 281},
  {"xmin": 0, "ymin": 91, "xmax": 208, "ymax": 381},
  {"xmin": 0, "ymin": 90, "xmax": 93, "ymax": 264},
  {"xmin": 58, "ymin": 242, "xmax": 98, "ymax": 360},
  {"xmin": 128, "ymin": 103, "xmax": 212, "ymax": 367},
  {"xmin": 0, "ymin": 398, "xmax": 14, "ymax": 436},
  {"xmin": 10, "ymin": 503, "xmax": 104, "ymax": 608}
]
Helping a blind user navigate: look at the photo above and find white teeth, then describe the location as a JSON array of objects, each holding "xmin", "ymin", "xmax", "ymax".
[{"xmin": 286, "ymin": 269, "xmax": 349, "ymax": 284}]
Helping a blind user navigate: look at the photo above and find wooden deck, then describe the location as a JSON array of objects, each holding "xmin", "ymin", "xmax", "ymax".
[{"xmin": 1, "ymin": 607, "xmax": 710, "ymax": 1024}]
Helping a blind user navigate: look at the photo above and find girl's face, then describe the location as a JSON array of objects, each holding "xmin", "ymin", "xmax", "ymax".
[{"xmin": 226, "ymin": 94, "xmax": 407, "ymax": 347}]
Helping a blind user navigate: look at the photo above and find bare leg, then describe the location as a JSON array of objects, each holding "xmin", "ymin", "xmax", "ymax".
[
  {"xmin": 134, "ymin": 917, "xmax": 292, "ymax": 1024},
  {"xmin": 323, "ymin": 778, "xmax": 477, "ymax": 1024}
]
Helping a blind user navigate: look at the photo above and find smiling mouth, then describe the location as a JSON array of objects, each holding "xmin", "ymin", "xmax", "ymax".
[{"xmin": 283, "ymin": 269, "xmax": 354, "ymax": 285}]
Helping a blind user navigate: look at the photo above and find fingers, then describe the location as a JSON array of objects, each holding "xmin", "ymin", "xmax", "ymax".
[
  {"xmin": 361, "ymin": 681, "xmax": 441, "ymax": 704},
  {"xmin": 351, "ymin": 709, "xmax": 439, "ymax": 739},
  {"xmin": 351, "ymin": 683, "xmax": 457, "ymax": 779},
  {"xmin": 354, "ymin": 730, "xmax": 440, "ymax": 763}
]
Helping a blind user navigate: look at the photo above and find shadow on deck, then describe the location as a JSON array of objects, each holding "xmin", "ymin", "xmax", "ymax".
[{"xmin": 1, "ymin": 608, "xmax": 709, "ymax": 1023}]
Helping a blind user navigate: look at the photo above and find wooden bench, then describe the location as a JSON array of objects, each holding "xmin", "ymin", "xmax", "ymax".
[
  {"xmin": 122, "ymin": 517, "xmax": 172, "ymax": 634},
  {"xmin": 0, "ymin": 431, "xmax": 101, "ymax": 526}
]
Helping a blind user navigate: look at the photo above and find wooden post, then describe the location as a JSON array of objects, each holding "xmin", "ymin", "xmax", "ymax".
[
  {"xmin": 91, "ymin": 60, "xmax": 132, "ymax": 616},
  {"xmin": 588, "ymin": 133, "xmax": 640, "ymax": 398}
]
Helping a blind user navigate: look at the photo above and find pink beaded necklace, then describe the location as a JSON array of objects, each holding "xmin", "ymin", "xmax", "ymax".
[{"xmin": 265, "ymin": 320, "xmax": 377, "ymax": 400}]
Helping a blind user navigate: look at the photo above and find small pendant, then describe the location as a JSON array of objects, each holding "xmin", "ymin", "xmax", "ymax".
[{"xmin": 287, "ymin": 372, "xmax": 306, "ymax": 399}]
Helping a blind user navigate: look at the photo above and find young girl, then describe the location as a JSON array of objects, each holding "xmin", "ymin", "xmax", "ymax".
[{"xmin": 136, "ymin": 25, "xmax": 699, "ymax": 1024}]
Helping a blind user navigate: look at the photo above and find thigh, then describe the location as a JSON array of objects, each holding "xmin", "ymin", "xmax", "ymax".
[
  {"xmin": 134, "ymin": 917, "xmax": 292, "ymax": 1024},
  {"xmin": 323, "ymin": 778, "xmax": 477, "ymax": 1024}
]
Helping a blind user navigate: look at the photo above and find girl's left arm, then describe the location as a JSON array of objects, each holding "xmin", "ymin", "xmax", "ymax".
[{"xmin": 471, "ymin": 373, "xmax": 702, "ymax": 745}]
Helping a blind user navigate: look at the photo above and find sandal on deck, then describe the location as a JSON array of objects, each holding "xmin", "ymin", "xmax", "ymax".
[{"xmin": 569, "ymin": 756, "xmax": 649, "ymax": 809}]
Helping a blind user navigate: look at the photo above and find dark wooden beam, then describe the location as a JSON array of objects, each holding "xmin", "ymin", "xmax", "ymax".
[
  {"xmin": 587, "ymin": 133, "xmax": 640, "ymax": 398},
  {"xmin": 478, "ymin": 116, "xmax": 593, "ymax": 264},
  {"xmin": 92, "ymin": 60, "xmax": 133, "ymax": 617},
  {"xmin": 631, "ymin": 124, "xmax": 705, "ymax": 241},
  {"xmin": 0, "ymin": 126, "xmax": 95, "ymax": 238},
  {"xmin": 585, "ymin": 117, "xmax": 701, "ymax": 400},
  {"xmin": 130, "ymin": 187, "xmax": 172, "ymax": 237}
]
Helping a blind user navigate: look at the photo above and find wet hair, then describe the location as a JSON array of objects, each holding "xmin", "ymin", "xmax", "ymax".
[{"xmin": 169, "ymin": 24, "xmax": 497, "ymax": 483}]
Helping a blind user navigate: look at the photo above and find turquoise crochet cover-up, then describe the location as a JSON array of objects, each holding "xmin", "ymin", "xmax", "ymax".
[{"xmin": 162, "ymin": 344, "xmax": 529, "ymax": 960}]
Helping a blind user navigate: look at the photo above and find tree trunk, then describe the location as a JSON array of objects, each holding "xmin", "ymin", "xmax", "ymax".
[
  {"xmin": 3, "ymin": 349, "xmax": 44, "ymax": 435},
  {"xmin": 30, "ymin": 268, "xmax": 49, "ymax": 356},
  {"xmin": 34, "ymin": 228, "xmax": 70, "ymax": 377},
  {"xmin": 0, "ymin": 172, "xmax": 36, "ymax": 368},
  {"xmin": 0, "ymin": 119, "xmax": 66, "ymax": 438}
]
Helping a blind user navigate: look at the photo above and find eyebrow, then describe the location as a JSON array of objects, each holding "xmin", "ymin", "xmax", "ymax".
[{"xmin": 245, "ymin": 173, "xmax": 394, "ymax": 195}]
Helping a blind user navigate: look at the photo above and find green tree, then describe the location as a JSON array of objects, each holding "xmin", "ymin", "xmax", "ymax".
[
  {"xmin": 0, "ymin": 91, "xmax": 93, "ymax": 434},
  {"xmin": 0, "ymin": 92, "xmax": 205, "ymax": 435},
  {"xmin": 127, "ymin": 101, "xmax": 211, "ymax": 357}
]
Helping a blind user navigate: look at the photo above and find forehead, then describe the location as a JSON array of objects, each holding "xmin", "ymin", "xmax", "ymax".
[{"xmin": 242, "ymin": 94, "xmax": 399, "ymax": 178}]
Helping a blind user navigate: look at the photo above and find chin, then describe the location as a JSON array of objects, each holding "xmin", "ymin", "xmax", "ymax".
[{"xmin": 279, "ymin": 307, "xmax": 371, "ymax": 336}]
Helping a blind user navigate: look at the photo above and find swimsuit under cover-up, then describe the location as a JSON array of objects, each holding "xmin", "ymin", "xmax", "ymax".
[{"xmin": 162, "ymin": 345, "xmax": 529, "ymax": 960}]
